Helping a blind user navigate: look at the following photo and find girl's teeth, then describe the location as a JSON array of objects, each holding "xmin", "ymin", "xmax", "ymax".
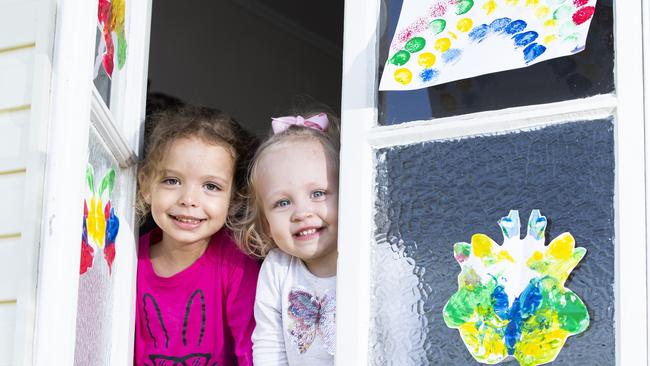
[
  {"xmin": 176, "ymin": 216, "xmax": 200, "ymax": 224},
  {"xmin": 299, "ymin": 228, "xmax": 317, "ymax": 236}
]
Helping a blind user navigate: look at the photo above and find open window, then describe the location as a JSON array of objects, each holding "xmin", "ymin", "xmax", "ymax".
[{"xmin": 31, "ymin": 0, "xmax": 151, "ymax": 364}]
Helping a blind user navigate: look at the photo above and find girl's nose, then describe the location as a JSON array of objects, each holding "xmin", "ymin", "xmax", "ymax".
[
  {"xmin": 291, "ymin": 201, "xmax": 314, "ymax": 221},
  {"xmin": 179, "ymin": 186, "xmax": 199, "ymax": 207}
]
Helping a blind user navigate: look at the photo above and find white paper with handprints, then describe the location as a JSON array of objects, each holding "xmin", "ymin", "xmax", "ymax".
[{"xmin": 379, "ymin": 0, "xmax": 597, "ymax": 91}]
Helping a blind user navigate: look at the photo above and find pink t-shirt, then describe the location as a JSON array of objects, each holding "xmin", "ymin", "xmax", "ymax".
[{"xmin": 134, "ymin": 228, "xmax": 260, "ymax": 366}]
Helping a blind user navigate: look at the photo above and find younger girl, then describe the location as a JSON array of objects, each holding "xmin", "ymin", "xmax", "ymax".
[
  {"xmin": 134, "ymin": 105, "xmax": 260, "ymax": 366},
  {"xmin": 235, "ymin": 112, "xmax": 340, "ymax": 365}
]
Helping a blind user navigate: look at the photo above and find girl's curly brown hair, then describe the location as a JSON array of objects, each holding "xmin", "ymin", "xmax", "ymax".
[{"xmin": 136, "ymin": 105, "xmax": 258, "ymax": 232}]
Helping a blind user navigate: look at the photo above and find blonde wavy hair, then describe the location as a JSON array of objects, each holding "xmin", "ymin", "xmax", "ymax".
[
  {"xmin": 136, "ymin": 105, "xmax": 257, "ymax": 230},
  {"xmin": 232, "ymin": 111, "xmax": 340, "ymax": 258}
]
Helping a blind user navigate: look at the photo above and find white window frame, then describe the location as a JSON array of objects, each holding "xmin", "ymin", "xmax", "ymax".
[
  {"xmin": 32, "ymin": 0, "xmax": 151, "ymax": 364},
  {"xmin": 337, "ymin": 1, "xmax": 648, "ymax": 365}
]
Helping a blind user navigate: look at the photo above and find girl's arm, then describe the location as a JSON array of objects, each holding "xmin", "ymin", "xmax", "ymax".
[
  {"xmin": 225, "ymin": 248, "xmax": 261, "ymax": 366},
  {"xmin": 252, "ymin": 251, "xmax": 289, "ymax": 365}
]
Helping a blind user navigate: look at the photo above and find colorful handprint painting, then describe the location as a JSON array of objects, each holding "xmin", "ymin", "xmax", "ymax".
[
  {"xmin": 79, "ymin": 164, "xmax": 120, "ymax": 275},
  {"xmin": 443, "ymin": 210, "xmax": 589, "ymax": 366},
  {"xmin": 380, "ymin": 0, "xmax": 597, "ymax": 90},
  {"xmin": 96, "ymin": 0, "xmax": 127, "ymax": 78}
]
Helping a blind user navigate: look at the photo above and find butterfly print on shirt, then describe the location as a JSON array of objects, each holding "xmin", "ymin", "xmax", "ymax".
[{"xmin": 287, "ymin": 288, "xmax": 336, "ymax": 355}]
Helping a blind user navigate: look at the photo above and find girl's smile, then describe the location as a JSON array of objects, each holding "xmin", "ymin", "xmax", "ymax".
[
  {"xmin": 256, "ymin": 139, "xmax": 338, "ymax": 277},
  {"xmin": 146, "ymin": 137, "xmax": 235, "ymax": 252}
]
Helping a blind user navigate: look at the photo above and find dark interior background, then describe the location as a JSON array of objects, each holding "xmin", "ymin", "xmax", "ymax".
[{"xmin": 147, "ymin": 0, "xmax": 344, "ymax": 136}]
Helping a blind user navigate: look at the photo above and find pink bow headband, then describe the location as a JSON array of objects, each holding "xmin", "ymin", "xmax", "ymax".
[{"xmin": 271, "ymin": 113, "xmax": 329, "ymax": 134}]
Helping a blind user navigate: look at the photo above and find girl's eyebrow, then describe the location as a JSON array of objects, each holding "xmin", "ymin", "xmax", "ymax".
[
  {"xmin": 161, "ymin": 169, "xmax": 231, "ymax": 184},
  {"xmin": 262, "ymin": 190, "xmax": 285, "ymax": 202}
]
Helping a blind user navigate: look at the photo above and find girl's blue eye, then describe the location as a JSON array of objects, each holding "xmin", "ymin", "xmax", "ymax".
[
  {"xmin": 311, "ymin": 190, "xmax": 326, "ymax": 199},
  {"xmin": 204, "ymin": 182, "xmax": 221, "ymax": 192},
  {"xmin": 162, "ymin": 178, "xmax": 180, "ymax": 185},
  {"xmin": 275, "ymin": 199, "xmax": 290, "ymax": 208}
]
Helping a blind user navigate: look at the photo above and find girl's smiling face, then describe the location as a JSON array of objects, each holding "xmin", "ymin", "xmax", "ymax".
[
  {"xmin": 256, "ymin": 139, "xmax": 339, "ymax": 277},
  {"xmin": 146, "ymin": 137, "xmax": 234, "ymax": 250}
]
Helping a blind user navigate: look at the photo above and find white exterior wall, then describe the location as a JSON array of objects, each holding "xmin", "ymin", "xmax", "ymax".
[{"xmin": 0, "ymin": 1, "xmax": 53, "ymax": 365}]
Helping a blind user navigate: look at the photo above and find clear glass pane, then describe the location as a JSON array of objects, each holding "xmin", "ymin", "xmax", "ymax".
[
  {"xmin": 378, "ymin": 0, "xmax": 614, "ymax": 125},
  {"xmin": 94, "ymin": 27, "xmax": 112, "ymax": 107},
  {"xmin": 371, "ymin": 118, "xmax": 615, "ymax": 365}
]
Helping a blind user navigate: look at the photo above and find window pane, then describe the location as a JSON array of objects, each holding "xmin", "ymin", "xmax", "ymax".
[
  {"xmin": 371, "ymin": 118, "xmax": 615, "ymax": 364},
  {"xmin": 74, "ymin": 126, "xmax": 124, "ymax": 365},
  {"xmin": 378, "ymin": 0, "xmax": 613, "ymax": 125},
  {"xmin": 93, "ymin": 27, "xmax": 112, "ymax": 107}
]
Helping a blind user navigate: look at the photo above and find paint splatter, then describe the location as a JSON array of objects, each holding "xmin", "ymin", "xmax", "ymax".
[
  {"xmin": 418, "ymin": 52, "xmax": 437, "ymax": 67},
  {"xmin": 457, "ymin": 18, "xmax": 474, "ymax": 32},
  {"xmin": 456, "ymin": 0, "xmax": 475, "ymax": 15},
  {"xmin": 80, "ymin": 200, "xmax": 94, "ymax": 275},
  {"xmin": 512, "ymin": 31, "xmax": 539, "ymax": 47},
  {"xmin": 96, "ymin": 0, "xmax": 128, "ymax": 77},
  {"xmin": 490, "ymin": 17, "xmax": 512, "ymax": 32},
  {"xmin": 104, "ymin": 202, "xmax": 119, "ymax": 274},
  {"xmin": 443, "ymin": 210, "xmax": 589, "ymax": 366},
  {"xmin": 394, "ymin": 68, "xmax": 413, "ymax": 84},
  {"xmin": 572, "ymin": 6, "xmax": 595, "ymax": 25},
  {"xmin": 405, "ymin": 37, "xmax": 426, "ymax": 52},
  {"xmin": 389, "ymin": 50, "xmax": 411, "ymax": 66},
  {"xmin": 468, "ymin": 24, "xmax": 489, "ymax": 42},
  {"xmin": 419, "ymin": 68, "xmax": 439, "ymax": 82},
  {"xmin": 504, "ymin": 20, "xmax": 528, "ymax": 34},
  {"xmin": 80, "ymin": 164, "xmax": 121, "ymax": 276},
  {"xmin": 435, "ymin": 37, "xmax": 452, "ymax": 52},
  {"xmin": 524, "ymin": 43, "xmax": 546, "ymax": 63},
  {"xmin": 430, "ymin": 19, "xmax": 447, "ymax": 34},
  {"xmin": 553, "ymin": 5, "xmax": 574, "ymax": 20},
  {"xmin": 442, "ymin": 49, "xmax": 463, "ymax": 63}
]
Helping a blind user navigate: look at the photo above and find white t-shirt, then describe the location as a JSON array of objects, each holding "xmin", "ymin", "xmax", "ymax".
[{"xmin": 253, "ymin": 249, "xmax": 336, "ymax": 365}]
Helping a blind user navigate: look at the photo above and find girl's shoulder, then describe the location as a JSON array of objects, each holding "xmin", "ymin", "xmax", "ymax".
[
  {"xmin": 207, "ymin": 229, "xmax": 261, "ymax": 269},
  {"xmin": 262, "ymin": 248, "xmax": 294, "ymax": 266},
  {"xmin": 138, "ymin": 228, "xmax": 162, "ymax": 260}
]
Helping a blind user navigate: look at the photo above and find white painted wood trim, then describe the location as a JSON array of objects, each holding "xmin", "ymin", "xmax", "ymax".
[
  {"xmin": 336, "ymin": 0, "xmax": 380, "ymax": 364},
  {"xmin": 642, "ymin": 0, "xmax": 650, "ymax": 361},
  {"xmin": 90, "ymin": 88, "xmax": 137, "ymax": 168},
  {"xmin": 369, "ymin": 94, "xmax": 617, "ymax": 148},
  {"xmin": 230, "ymin": 0, "xmax": 342, "ymax": 60},
  {"xmin": 32, "ymin": 0, "xmax": 96, "ymax": 364},
  {"xmin": 615, "ymin": 0, "xmax": 648, "ymax": 364},
  {"xmin": 118, "ymin": 0, "xmax": 152, "ymax": 155},
  {"xmin": 108, "ymin": 0, "xmax": 152, "ymax": 364}
]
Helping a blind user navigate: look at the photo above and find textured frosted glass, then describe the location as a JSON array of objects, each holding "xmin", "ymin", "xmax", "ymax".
[
  {"xmin": 371, "ymin": 119, "xmax": 615, "ymax": 365},
  {"xmin": 74, "ymin": 127, "xmax": 123, "ymax": 365}
]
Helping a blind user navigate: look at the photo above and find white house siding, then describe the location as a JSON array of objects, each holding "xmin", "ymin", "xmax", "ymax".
[{"xmin": 0, "ymin": 1, "xmax": 53, "ymax": 365}]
